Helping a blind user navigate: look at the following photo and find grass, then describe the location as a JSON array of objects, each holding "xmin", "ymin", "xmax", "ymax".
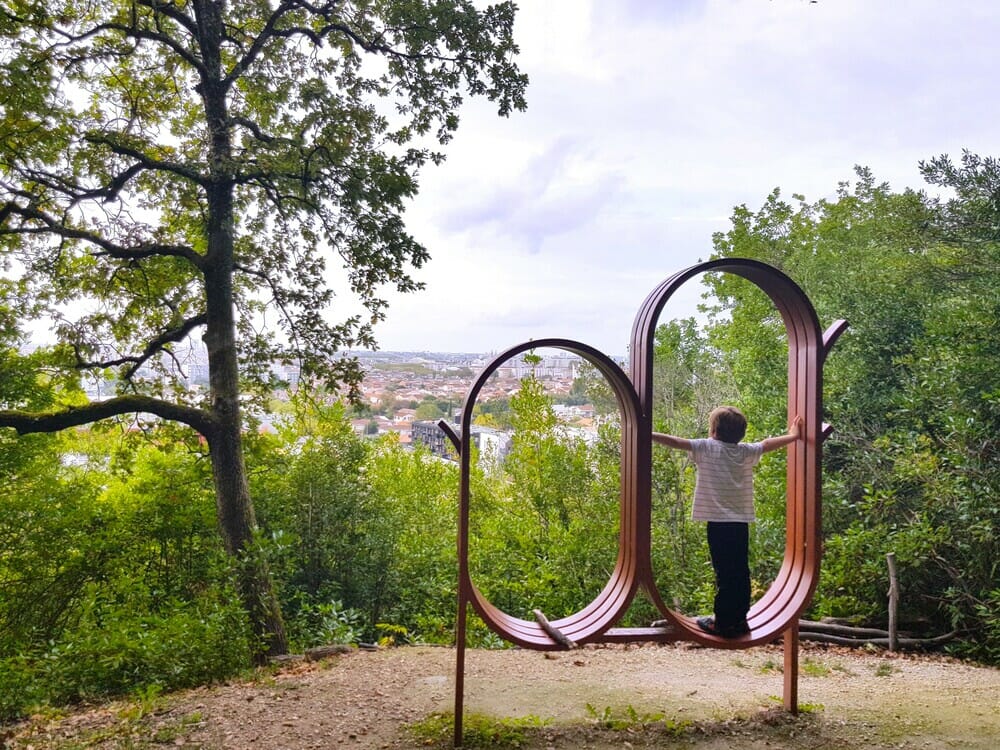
[
  {"xmin": 150, "ymin": 711, "xmax": 205, "ymax": 743},
  {"xmin": 408, "ymin": 711, "xmax": 549, "ymax": 749},
  {"xmin": 801, "ymin": 657, "xmax": 832, "ymax": 677},
  {"xmin": 408, "ymin": 704, "xmax": 695, "ymax": 750},
  {"xmin": 403, "ymin": 705, "xmax": 947, "ymax": 750},
  {"xmin": 753, "ymin": 655, "xmax": 852, "ymax": 678},
  {"xmin": 759, "ymin": 657, "xmax": 783, "ymax": 674},
  {"xmin": 584, "ymin": 703, "xmax": 691, "ymax": 735},
  {"xmin": 874, "ymin": 661, "xmax": 899, "ymax": 677},
  {"xmin": 5, "ymin": 690, "xmax": 206, "ymax": 750}
]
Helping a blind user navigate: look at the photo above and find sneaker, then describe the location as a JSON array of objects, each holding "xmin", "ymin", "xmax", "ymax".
[
  {"xmin": 696, "ymin": 616, "xmax": 750, "ymax": 638},
  {"xmin": 649, "ymin": 619, "xmax": 671, "ymax": 628}
]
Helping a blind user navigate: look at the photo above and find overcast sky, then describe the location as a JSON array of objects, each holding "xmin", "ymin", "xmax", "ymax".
[{"xmin": 363, "ymin": 0, "xmax": 998, "ymax": 356}]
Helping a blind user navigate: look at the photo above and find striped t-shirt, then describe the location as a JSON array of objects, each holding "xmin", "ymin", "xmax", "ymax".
[{"xmin": 688, "ymin": 438, "xmax": 765, "ymax": 522}]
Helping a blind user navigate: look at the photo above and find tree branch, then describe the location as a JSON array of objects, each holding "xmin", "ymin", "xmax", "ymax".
[
  {"xmin": 0, "ymin": 396, "xmax": 215, "ymax": 437},
  {"xmin": 136, "ymin": 0, "xmax": 200, "ymax": 38},
  {"xmin": 0, "ymin": 201, "xmax": 205, "ymax": 267},
  {"xmin": 73, "ymin": 162, "xmax": 148, "ymax": 205},
  {"xmin": 82, "ymin": 134, "xmax": 206, "ymax": 185},
  {"xmin": 229, "ymin": 115, "xmax": 280, "ymax": 144},
  {"xmin": 234, "ymin": 262, "xmax": 304, "ymax": 353},
  {"xmin": 228, "ymin": 0, "xmax": 466, "ymax": 90},
  {"xmin": 273, "ymin": 18, "xmax": 454, "ymax": 65},
  {"xmin": 94, "ymin": 17, "xmax": 204, "ymax": 76},
  {"xmin": 40, "ymin": 8, "xmax": 204, "ymax": 78},
  {"xmin": 224, "ymin": 0, "xmax": 302, "ymax": 89},
  {"xmin": 71, "ymin": 313, "xmax": 209, "ymax": 379}
]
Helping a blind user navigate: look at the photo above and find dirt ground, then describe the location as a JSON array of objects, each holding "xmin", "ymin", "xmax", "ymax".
[{"xmin": 3, "ymin": 642, "xmax": 999, "ymax": 749}]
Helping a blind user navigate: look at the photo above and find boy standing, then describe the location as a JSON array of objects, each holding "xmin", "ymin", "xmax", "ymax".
[{"xmin": 653, "ymin": 407, "xmax": 802, "ymax": 637}]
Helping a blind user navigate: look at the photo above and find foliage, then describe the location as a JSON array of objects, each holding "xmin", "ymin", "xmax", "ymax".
[
  {"xmin": 283, "ymin": 600, "xmax": 362, "ymax": 650},
  {"xmin": 364, "ymin": 437, "xmax": 459, "ymax": 643},
  {"xmin": 248, "ymin": 403, "xmax": 460, "ymax": 646},
  {"xmin": 473, "ymin": 396, "xmax": 512, "ymax": 429},
  {"xmin": 0, "ymin": 439, "xmax": 99, "ymax": 655},
  {"xmin": 0, "ymin": 428, "xmax": 220, "ymax": 656},
  {"xmin": 469, "ymin": 369, "xmax": 619, "ymax": 624},
  {"xmin": 0, "ymin": 592, "xmax": 249, "ymax": 720},
  {"xmin": 0, "ymin": 427, "xmax": 248, "ymax": 720},
  {"xmin": 584, "ymin": 703, "xmax": 692, "ymax": 734},
  {"xmin": 0, "ymin": 0, "xmax": 526, "ymax": 398},
  {"xmin": 0, "ymin": 0, "xmax": 527, "ymax": 657},
  {"xmin": 414, "ymin": 402, "xmax": 441, "ymax": 420},
  {"xmin": 251, "ymin": 406, "xmax": 385, "ymax": 639},
  {"xmin": 706, "ymin": 153, "xmax": 1000, "ymax": 660},
  {"xmin": 408, "ymin": 711, "xmax": 549, "ymax": 749},
  {"xmin": 648, "ymin": 319, "xmax": 733, "ymax": 614}
]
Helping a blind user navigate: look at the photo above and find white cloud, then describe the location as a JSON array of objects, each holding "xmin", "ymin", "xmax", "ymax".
[{"xmin": 367, "ymin": 0, "xmax": 1000, "ymax": 354}]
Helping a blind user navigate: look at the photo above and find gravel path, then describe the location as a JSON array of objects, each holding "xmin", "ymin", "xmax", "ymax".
[{"xmin": 4, "ymin": 643, "xmax": 999, "ymax": 749}]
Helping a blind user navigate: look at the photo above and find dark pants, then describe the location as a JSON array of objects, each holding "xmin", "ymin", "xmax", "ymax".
[{"xmin": 706, "ymin": 522, "xmax": 751, "ymax": 629}]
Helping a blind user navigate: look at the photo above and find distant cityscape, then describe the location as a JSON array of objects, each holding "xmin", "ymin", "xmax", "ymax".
[
  {"xmin": 347, "ymin": 350, "xmax": 606, "ymax": 462},
  {"xmin": 78, "ymin": 346, "xmax": 622, "ymax": 463}
]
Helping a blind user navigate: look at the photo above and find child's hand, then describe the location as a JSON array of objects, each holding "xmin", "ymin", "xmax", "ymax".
[{"xmin": 790, "ymin": 415, "xmax": 803, "ymax": 437}]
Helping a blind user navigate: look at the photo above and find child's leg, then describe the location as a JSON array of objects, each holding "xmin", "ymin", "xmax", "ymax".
[{"xmin": 706, "ymin": 522, "xmax": 751, "ymax": 629}]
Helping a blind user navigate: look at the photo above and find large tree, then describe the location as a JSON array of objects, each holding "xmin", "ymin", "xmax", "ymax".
[{"xmin": 0, "ymin": 0, "xmax": 526, "ymax": 658}]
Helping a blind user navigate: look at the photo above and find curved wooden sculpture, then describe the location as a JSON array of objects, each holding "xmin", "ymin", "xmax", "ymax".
[{"xmin": 446, "ymin": 258, "xmax": 847, "ymax": 746}]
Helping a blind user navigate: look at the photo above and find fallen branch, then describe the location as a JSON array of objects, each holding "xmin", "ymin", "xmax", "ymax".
[
  {"xmin": 798, "ymin": 629, "xmax": 960, "ymax": 650},
  {"xmin": 798, "ymin": 619, "xmax": 892, "ymax": 638},
  {"xmin": 304, "ymin": 644, "xmax": 353, "ymax": 661},
  {"xmin": 532, "ymin": 609, "xmax": 578, "ymax": 650}
]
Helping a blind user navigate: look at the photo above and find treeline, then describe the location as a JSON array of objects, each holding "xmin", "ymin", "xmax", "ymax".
[
  {"xmin": 702, "ymin": 152, "xmax": 999, "ymax": 660},
  {"xmin": 2, "ymin": 152, "xmax": 999, "ymax": 720},
  {"xmin": 0, "ymin": 391, "xmax": 633, "ymax": 720}
]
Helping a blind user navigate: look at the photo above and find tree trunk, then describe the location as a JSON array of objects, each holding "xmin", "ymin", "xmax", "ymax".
[
  {"xmin": 197, "ymin": 9, "xmax": 287, "ymax": 659},
  {"xmin": 201, "ymin": 197, "xmax": 289, "ymax": 660},
  {"xmin": 206, "ymin": 407, "xmax": 289, "ymax": 661}
]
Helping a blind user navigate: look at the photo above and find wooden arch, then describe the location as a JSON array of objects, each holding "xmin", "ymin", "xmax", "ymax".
[{"xmin": 445, "ymin": 258, "xmax": 847, "ymax": 746}]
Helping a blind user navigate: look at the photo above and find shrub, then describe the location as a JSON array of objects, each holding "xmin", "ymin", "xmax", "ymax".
[{"xmin": 0, "ymin": 593, "xmax": 250, "ymax": 721}]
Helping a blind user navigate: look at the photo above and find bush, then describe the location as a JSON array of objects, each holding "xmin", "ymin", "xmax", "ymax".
[
  {"xmin": 285, "ymin": 598, "xmax": 363, "ymax": 650},
  {"xmin": 0, "ymin": 593, "xmax": 250, "ymax": 721}
]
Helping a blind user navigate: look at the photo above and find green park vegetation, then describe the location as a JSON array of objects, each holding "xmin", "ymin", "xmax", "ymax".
[
  {"xmin": 1, "ymin": 0, "xmax": 999, "ymax": 728},
  {"xmin": 0, "ymin": 0, "xmax": 526, "ymax": 665}
]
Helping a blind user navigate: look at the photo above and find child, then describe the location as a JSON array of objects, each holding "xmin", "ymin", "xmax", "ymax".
[{"xmin": 653, "ymin": 407, "xmax": 802, "ymax": 637}]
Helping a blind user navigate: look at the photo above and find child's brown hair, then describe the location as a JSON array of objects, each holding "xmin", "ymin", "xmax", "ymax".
[{"xmin": 709, "ymin": 406, "xmax": 747, "ymax": 444}]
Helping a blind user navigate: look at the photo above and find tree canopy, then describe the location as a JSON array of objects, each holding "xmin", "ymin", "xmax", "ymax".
[
  {"xmin": 0, "ymin": 0, "xmax": 526, "ymax": 657},
  {"xmin": 704, "ymin": 153, "xmax": 1000, "ymax": 651}
]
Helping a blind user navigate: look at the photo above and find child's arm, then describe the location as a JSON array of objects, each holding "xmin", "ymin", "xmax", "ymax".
[
  {"xmin": 761, "ymin": 415, "xmax": 803, "ymax": 453},
  {"xmin": 652, "ymin": 432, "xmax": 693, "ymax": 451}
]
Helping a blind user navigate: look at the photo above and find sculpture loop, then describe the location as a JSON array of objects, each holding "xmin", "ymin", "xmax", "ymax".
[{"xmin": 449, "ymin": 258, "xmax": 847, "ymax": 746}]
